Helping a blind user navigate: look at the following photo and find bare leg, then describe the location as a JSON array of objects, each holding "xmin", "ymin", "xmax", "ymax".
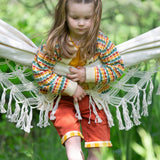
[
  {"xmin": 65, "ymin": 136, "xmax": 84, "ymax": 160},
  {"xmin": 87, "ymin": 148, "xmax": 100, "ymax": 160}
]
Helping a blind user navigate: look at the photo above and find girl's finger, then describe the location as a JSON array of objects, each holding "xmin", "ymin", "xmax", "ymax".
[
  {"xmin": 69, "ymin": 67, "xmax": 78, "ymax": 73},
  {"xmin": 68, "ymin": 77, "xmax": 79, "ymax": 82},
  {"xmin": 67, "ymin": 73, "xmax": 78, "ymax": 79}
]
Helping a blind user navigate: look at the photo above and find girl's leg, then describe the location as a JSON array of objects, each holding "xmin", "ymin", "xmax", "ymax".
[
  {"xmin": 65, "ymin": 136, "xmax": 84, "ymax": 160},
  {"xmin": 87, "ymin": 148, "xmax": 100, "ymax": 160}
]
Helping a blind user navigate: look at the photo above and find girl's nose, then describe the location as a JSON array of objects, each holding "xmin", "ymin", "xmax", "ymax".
[{"xmin": 78, "ymin": 19, "xmax": 84, "ymax": 26}]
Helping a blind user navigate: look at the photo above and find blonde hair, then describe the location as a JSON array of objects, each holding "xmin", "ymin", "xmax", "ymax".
[{"xmin": 46, "ymin": 0, "xmax": 102, "ymax": 60}]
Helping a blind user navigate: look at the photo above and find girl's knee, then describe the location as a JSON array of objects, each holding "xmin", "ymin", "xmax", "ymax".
[
  {"xmin": 65, "ymin": 136, "xmax": 84, "ymax": 160},
  {"xmin": 65, "ymin": 136, "xmax": 81, "ymax": 148},
  {"xmin": 88, "ymin": 148, "xmax": 100, "ymax": 160}
]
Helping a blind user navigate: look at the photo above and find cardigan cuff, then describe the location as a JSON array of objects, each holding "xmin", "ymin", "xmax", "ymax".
[
  {"xmin": 85, "ymin": 67, "xmax": 96, "ymax": 83},
  {"xmin": 63, "ymin": 80, "xmax": 78, "ymax": 96}
]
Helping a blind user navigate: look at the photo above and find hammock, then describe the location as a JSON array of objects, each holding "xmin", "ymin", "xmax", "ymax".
[{"xmin": 0, "ymin": 19, "xmax": 160, "ymax": 133}]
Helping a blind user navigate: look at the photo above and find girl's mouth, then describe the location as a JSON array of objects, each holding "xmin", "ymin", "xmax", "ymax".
[{"xmin": 78, "ymin": 27, "xmax": 85, "ymax": 31}]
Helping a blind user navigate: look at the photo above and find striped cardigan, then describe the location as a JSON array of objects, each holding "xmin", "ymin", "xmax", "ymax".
[{"xmin": 32, "ymin": 31, "xmax": 124, "ymax": 98}]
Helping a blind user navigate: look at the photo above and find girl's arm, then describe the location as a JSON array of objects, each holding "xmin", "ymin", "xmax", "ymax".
[
  {"xmin": 32, "ymin": 45, "xmax": 78, "ymax": 96},
  {"xmin": 67, "ymin": 38, "xmax": 124, "ymax": 85},
  {"xmin": 85, "ymin": 38, "xmax": 124, "ymax": 84}
]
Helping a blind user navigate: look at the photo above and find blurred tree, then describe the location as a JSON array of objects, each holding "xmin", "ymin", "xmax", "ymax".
[{"xmin": 0, "ymin": 0, "xmax": 159, "ymax": 45}]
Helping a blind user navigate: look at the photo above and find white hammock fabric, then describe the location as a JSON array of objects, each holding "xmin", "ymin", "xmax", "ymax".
[{"xmin": 0, "ymin": 19, "xmax": 160, "ymax": 133}]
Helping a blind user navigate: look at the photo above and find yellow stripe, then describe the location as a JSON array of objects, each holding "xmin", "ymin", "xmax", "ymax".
[
  {"xmin": 85, "ymin": 141, "xmax": 112, "ymax": 148},
  {"xmin": 61, "ymin": 131, "xmax": 84, "ymax": 144}
]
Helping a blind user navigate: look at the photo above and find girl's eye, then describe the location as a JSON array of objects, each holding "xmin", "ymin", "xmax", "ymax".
[
  {"xmin": 85, "ymin": 17, "xmax": 91, "ymax": 20},
  {"xmin": 72, "ymin": 17, "xmax": 79, "ymax": 20}
]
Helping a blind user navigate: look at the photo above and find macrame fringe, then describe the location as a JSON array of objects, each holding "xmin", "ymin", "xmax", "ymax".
[
  {"xmin": 0, "ymin": 58, "xmax": 159, "ymax": 133},
  {"xmin": 43, "ymin": 103, "xmax": 51, "ymax": 127},
  {"xmin": 89, "ymin": 96, "xmax": 102, "ymax": 123},
  {"xmin": 9, "ymin": 99, "xmax": 20, "ymax": 123},
  {"xmin": 122, "ymin": 99, "xmax": 134, "ymax": 130},
  {"xmin": 0, "ymin": 83, "xmax": 53, "ymax": 132},
  {"xmin": 6, "ymin": 88, "xmax": 13, "ymax": 119},
  {"xmin": 15, "ymin": 101, "xmax": 33, "ymax": 133},
  {"xmin": 90, "ymin": 94, "xmax": 114, "ymax": 127},
  {"xmin": 116, "ymin": 106, "xmax": 125, "ymax": 130},
  {"xmin": 74, "ymin": 101, "xmax": 82, "ymax": 120},
  {"xmin": 106, "ymin": 76, "xmax": 154, "ymax": 130},
  {"xmin": 135, "ymin": 86, "xmax": 141, "ymax": 119},
  {"xmin": 0, "ymin": 83, "xmax": 7, "ymax": 113},
  {"xmin": 147, "ymin": 79, "xmax": 154, "ymax": 105},
  {"xmin": 50, "ymin": 95, "xmax": 61, "ymax": 121},
  {"xmin": 37, "ymin": 102, "xmax": 51, "ymax": 128},
  {"xmin": 88, "ymin": 101, "xmax": 92, "ymax": 124},
  {"xmin": 130, "ymin": 102, "xmax": 141, "ymax": 126},
  {"xmin": 37, "ymin": 104, "xmax": 45, "ymax": 128},
  {"xmin": 103, "ymin": 101, "xmax": 114, "ymax": 128}
]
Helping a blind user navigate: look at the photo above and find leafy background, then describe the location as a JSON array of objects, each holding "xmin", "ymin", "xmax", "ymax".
[{"xmin": 0, "ymin": 0, "xmax": 160, "ymax": 159}]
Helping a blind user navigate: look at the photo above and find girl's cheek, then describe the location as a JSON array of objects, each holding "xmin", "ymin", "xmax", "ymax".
[{"xmin": 87, "ymin": 20, "xmax": 91, "ymax": 25}]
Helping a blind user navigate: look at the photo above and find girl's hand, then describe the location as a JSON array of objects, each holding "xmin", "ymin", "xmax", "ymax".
[
  {"xmin": 73, "ymin": 85, "xmax": 86, "ymax": 103},
  {"xmin": 67, "ymin": 66, "xmax": 86, "ymax": 83}
]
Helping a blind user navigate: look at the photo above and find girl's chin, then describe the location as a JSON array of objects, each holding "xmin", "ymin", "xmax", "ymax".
[
  {"xmin": 76, "ymin": 30, "xmax": 87, "ymax": 36},
  {"xmin": 71, "ymin": 31, "xmax": 88, "ymax": 39}
]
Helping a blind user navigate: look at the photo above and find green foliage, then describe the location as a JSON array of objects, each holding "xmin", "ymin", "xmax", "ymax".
[
  {"xmin": 0, "ymin": 0, "xmax": 160, "ymax": 160},
  {"xmin": 132, "ymin": 128, "xmax": 160, "ymax": 160},
  {"xmin": 0, "ymin": 114, "xmax": 67, "ymax": 160},
  {"xmin": 95, "ymin": 128, "xmax": 160, "ymax": 160},
  {"xmin": 101, "ymin": 0, "xmax": 160, "ymax": 44}
]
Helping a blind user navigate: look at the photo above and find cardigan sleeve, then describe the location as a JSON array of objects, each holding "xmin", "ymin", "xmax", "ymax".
[
  {"xmin": 85, "ymin": 35, "xmax": 124, "ymax": 84},
  {"xmin": 32, "ymin": 45, "xmax": 77, "ymax": 96}
]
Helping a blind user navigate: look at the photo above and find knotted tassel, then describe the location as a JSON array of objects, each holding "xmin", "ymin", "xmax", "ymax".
[
  {"xmin": 121, "ymin": 99, "xmax": 133, "ymax": 130},
  {"xmin": 37, "ymin": 108, "xmax": 44, "ymax": 128},
  {"xmin": 0, "ymin": 86, "xmax": 7, "ymax": 113},
  {"xmin": 131, "ymin": 102, "xmax": 141, "ymax": 126},
  {"xmin": 89, "ymin": 96, "xmax": 102, "ymax": 123},
  {"xmin": 16, "ymin": 102, "xmax": 25, "ymax": 128},
  {"xmin": 22, "ymin": 104, "xmax": 30, "ymax": 132},
  {"xmin": 44, "ymin": 102, "xmax": 51, "ymax": 127},
  {"xmin": 88, "ymin": 102, "xmax": 92, "ymax": 124},
  {"xmin": 103, "ymin": 101, "xmax": 114, "ymax": 127},
  {"xmin": 74, "ymin": 101, "xmax": 82, "ymax": 120},
  {"xmin": 116, "ymin": 106, "xmax": 125, "ymax": 130},
  {"xmin": 141, "ymin": 89, "xmax": 148, "ymax": 116},
  {"xmin": 147, "ymin": 79, "xmax": 154, "ymax": 105},
  {"xmin": 16, "ymin": 100, "xmax": 28, "ymax": 130},
  {"xmin": 24, "ymin": 107, "xmax": 33, "ymax": 133},
  {"xmin": 9, "ymin": 99, "xmax": 20, "ymax": 122},
  {"xmin": 136, "ymin": 89, "xmax": 141, "ymax": 119},
  {"xmin": 6, "ymin": 88, "xmax": 13, "ymax": 118},
  {"xmin": 37, "ymin": 97, "xmax": 46, "ymax": 128},
  {"xmin": 89, "ymin": 93, "xmax": 114, "ymax": 126},
  {"xmin": 50, "ymin": 95, "xmax": 61, "ymax": 120}
]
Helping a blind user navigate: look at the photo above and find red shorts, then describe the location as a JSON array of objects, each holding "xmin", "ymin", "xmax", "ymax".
[{"xmin": 49, "ymin": 96, "xmax": 112, "ymax": 148}]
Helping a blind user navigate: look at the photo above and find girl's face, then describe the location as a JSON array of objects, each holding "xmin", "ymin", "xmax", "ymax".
[{"xmin": 67, "ymin": 1, "xmax": 94, "ymax": 40}]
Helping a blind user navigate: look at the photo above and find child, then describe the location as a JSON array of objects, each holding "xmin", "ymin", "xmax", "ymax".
[{"xmin": 32, "ymin": 0, "xmax": 124, "ymax": 159}]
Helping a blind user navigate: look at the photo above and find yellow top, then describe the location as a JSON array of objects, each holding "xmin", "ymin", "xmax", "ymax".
[{"xmin": 69, "ymin": 37, "xmax": 86, "ymax": 67}]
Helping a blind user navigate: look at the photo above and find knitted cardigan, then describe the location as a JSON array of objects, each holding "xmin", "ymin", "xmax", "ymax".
[{"xmin": 32, "ymin": 31, "xmax": 124, "ymax": 98}]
